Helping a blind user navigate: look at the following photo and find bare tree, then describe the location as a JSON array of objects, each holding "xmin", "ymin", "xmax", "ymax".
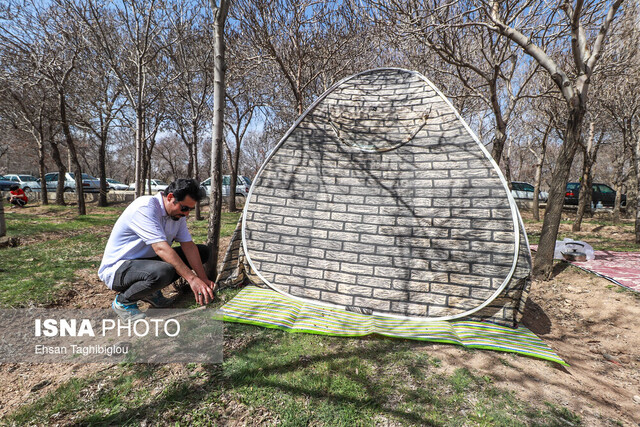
[
  {"xmin": 0, "ymin": 75, "xmax": 57, "ymax": 205},
  {"xmin": 224, "ymin": 92, "xmax": 259, "ymax": 212},
  {"xmin": 166, "ymin": 1, "xmax": 215, "ymax": 219},
  {"xmin": 572, "ymin": 120, "xmax": 605, "ymax": 231},
  {"xmin": 368, "ymin": 0, "xmax": 545, "ymax": 165},
  {"xmin": 154, "ymin": 134, "xmax": 189, "ymax": 179},
  {"xmin": 71, "ymin": 29, "xmax": 124, "ymax": 207},
  {"xmin": 70, "ymin": 0, "xmax": 173, "ymax": 197},
  {"xmin": 472, "ymin": 0, "xmax": 626, "ymax": 278},
  {"xmin": 1, "ymin": 1, "xmax": 93, "ymax": 214},
  {"xmin": 233, "ymin": 0, "xmax": 367, "ymax": 117},
  {"xmin": 240, "ymin": 130, "xmax": 273, "ymax": 178},
  {"xmin": 205, "ymin": 0, "xmax": 230, "ymax": 282},
  {"xmin": 223, "ymin": 38, "xmax": 267, "ymax": 211},
  {"xmin": 597, "ymin": 4, "xmax": 640, "ymax": 238}
]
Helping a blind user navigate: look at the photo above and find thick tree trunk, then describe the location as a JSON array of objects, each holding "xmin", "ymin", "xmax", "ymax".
[
  {"xmin": 206, "ymin": 0, "xmax": 229, "ymax": 282},
  {"xmin": 534, "ymin": 107, "xmax": 585, "ymax": 279}
]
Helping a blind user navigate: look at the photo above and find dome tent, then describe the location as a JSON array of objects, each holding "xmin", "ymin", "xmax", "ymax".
[{"xmin": 219, "ymin": 68, "xmax": 531, "ymax": 328}]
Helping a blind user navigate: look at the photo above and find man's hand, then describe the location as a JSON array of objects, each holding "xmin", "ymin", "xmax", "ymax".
[{"xmin": 189, "ymin": 276, "xmax": 216, "ymax": 305}]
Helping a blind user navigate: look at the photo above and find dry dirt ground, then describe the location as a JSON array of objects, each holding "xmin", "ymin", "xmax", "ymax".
[{"xmin": 1, "ymin": 209, "xmax": 639, "ymax": 425}]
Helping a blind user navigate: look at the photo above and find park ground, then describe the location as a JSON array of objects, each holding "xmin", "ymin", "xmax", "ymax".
[{"xmin": 0, "ymin": 202, "xmax": 639, "ymax": 426}]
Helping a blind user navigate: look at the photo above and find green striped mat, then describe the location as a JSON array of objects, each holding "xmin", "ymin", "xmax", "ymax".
[{"xmin": 221, "ymin": 286, "xmax": 567, "ymax": 366}]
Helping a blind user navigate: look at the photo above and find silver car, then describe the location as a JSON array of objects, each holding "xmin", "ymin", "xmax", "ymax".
[
  {"xmin": 3, "ymin": 174, "xmax": 41, "ymax": 192},
  {"xmin": 201, "ymin": 175, "xmax": 251, "ymax": 198},
  {"xmin": 106, "ymin": 178, "xmax": 129, "ymax": 191},
  {"xmin": 127, "ymin": 179, "xmax": 169, "ymax": 193},
  {"xmin": 44, "ymin": 172, "xmax": 104, "ymax": 193}
]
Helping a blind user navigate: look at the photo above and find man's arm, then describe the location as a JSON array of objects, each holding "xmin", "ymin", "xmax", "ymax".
[
  {"xmin": 151, "ymin": 241, "xmax": 215, "ymax": 305},
  {"xmin": 179, "ymin": 240, "xmax": 214, "ymax": 287}
]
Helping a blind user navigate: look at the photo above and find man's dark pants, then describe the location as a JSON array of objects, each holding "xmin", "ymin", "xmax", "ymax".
[
  {"xmin": 6, "ymin": 197, "xmax": 26, "ymax": 207},
  {"xmin": 112, "ymin": 244, "xmax": 209, "ymax": 304}
]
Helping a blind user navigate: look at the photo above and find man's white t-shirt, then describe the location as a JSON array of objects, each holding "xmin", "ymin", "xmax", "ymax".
[{"xmin": 98, "ymin": 193, "xmax": 192, "ymax": 289}]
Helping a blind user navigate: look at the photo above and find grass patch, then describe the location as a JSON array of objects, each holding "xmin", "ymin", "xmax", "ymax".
[
  {"xmin": 0, "ymin": 220, "xmax": 112, "ymax": 307},
  {"xmin": 0, "ymin": 207, "xmax": 241, "ymax": 308},
  {"xmin": 188, "ymin": 211, "xmax": 241, "ymax": 242},
  {"xmin": 3, "ymin": 207, "xmax": 121, "ymax": 238},
  {"xmin": 3, "ymin": 323, "xmax": 584, "ymax": 426},
  {"xmin": 2, "ymin": 205, "xmax": 631, "ymax": 425}
]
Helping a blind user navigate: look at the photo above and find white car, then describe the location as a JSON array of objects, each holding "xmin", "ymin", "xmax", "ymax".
[
  {"xmin": 106, "ymin": 178, "xmax": 129, "ymax": 191},
  {"xmin": 4, "ymin": 174, "xmax": 41, "ymax": 192},
  {"xmin": 128, "ymin": 179, "xmax": 169, "ymax": 193},
  {"xmin": 201, "ymin": 175, "xmax": 252, "ymax": 198}
]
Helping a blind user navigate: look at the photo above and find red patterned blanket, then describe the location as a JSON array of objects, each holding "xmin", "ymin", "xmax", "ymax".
[{"xmin": 530, "ymin": 245, "xmax": 640, "ymax": 292}]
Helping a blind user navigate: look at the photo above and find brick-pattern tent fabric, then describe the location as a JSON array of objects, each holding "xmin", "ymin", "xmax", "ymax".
[{"xmin": 225, "ymin": 68, "xmax": 531, "ymax": 328}]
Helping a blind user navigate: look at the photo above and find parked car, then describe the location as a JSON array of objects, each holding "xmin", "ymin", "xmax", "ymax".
[
  {"xmin": 106, "ymin": 178, "xmax": 129, "ymax": 191},
  {"xmin": 3, "ymin": 174, "xmax": 41, "ymax": 192},
  {"xmin": 127, "ymin": 179, "xmax": 169, "ymax": 193},
  {"xmin": 510, "ymin": 181, "xmax": 548, "ymax": 202},
  {"xmin": 201, "ymin": 175, "xmax": 252, "ymax": 198},
  {"xmin": 44, "ymin": 172, "xmax": 104, "ymax": 193},
  {"xmin": 0, "ymin": 175, "xmax": 14, "ymax": 191},
  {"xmin": 565, "ymin": 182, "xmax": 627, "ymax": 208}
]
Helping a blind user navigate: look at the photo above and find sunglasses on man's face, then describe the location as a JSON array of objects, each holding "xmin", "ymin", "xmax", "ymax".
[{"xmin": 178, "ymin": 202, "xmax": 196, "ymax": 212}]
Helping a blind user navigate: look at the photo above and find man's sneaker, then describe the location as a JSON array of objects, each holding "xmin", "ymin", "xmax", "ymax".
[
  {"xmin": 112, "ymin": 296, "xmax": 146, "ymax": 320},
  {"xmin": 141, "ymin": 290, "xmax": 174, "ymax": 308}
]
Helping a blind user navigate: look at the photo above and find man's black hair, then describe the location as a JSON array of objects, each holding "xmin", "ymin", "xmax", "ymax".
[
  {"xmin": 163, "ymin": 178, "xmax": 203, "ymax": 202},
  {"xmin": 10, "ymin": 185, "xmax": 19, "ymax": 191}
]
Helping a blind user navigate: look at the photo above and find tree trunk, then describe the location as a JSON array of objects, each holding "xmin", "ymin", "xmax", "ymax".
[
  {"xmin": 501, "ymin": 136, "xmax": 512, "ymax": 184},
  {"xmin": 611, "ymin": 145, "xmax": 626, "ymax": 223},
  {"xmin": 134, "ymin": 70, "xmax": 144, "ymax": 198},
  {"xmin": 232, "ymin": 141, "xmax": 242, "ymax": 210},
  {"xmin": 532, "ymin": 133, "xmax": 548, "ymax": 222},
  {"xmin": 49, "ymin": 139, "xmax": 67, "ymax": 205},
  {"xmin": 98, "ymin": 134, "xmax": 108, "ymax": 207},
  {"xmin": 38, "ymin": 139, "xmax": 48, "ymax": 206},
  {"xmin": 142, "ymin": 144, "xmax": 150, "ymax": 195},
  {"xmin": 533, "ymin": 106, "xmax": 585, "ymax": 279},
  {"xmin": 490, "ymin": 78, "xmax": 508, "ymax": 163},
  {"xmin": 634, "ymin": 136, "xmax": 640, "ymax": 244},
  {"xmin": 206, "ymin": 0, "xmax": 229, "ymax": 282},
  {"xmin": 531, "ymin": 123, "xmax": 552, "ymax": 222},
  {"xmin": 0, "ymin": 192, "xmax": 5, "ymax": 237},
  {"xmin": 573, "ymin": 146, "xmax": 593, "ymax": 232},
  {"xmin": 574, "ymin": 121, "xmax": 602, "ymax": 231},
  {"xmin": 226, "ymin": 144, "xmax": 236, "ymax": 212},
  {"xmin": 59, "ymin": 89, "xmax": 86, "ymax": 215},
  {"xmin": 192, "ymin": 134, "xmax": 204, "ymax": 221}
]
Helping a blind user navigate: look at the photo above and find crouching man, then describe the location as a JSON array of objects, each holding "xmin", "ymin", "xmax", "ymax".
[{"xmin": 98, "ymin": 178, "xmax": 215, "ymax": 320}]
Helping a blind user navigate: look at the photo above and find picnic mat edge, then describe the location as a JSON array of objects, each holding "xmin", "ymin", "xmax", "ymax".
[{"xmin": 221, "ymin": 286, "xmax": 567, "ymax": 366}]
